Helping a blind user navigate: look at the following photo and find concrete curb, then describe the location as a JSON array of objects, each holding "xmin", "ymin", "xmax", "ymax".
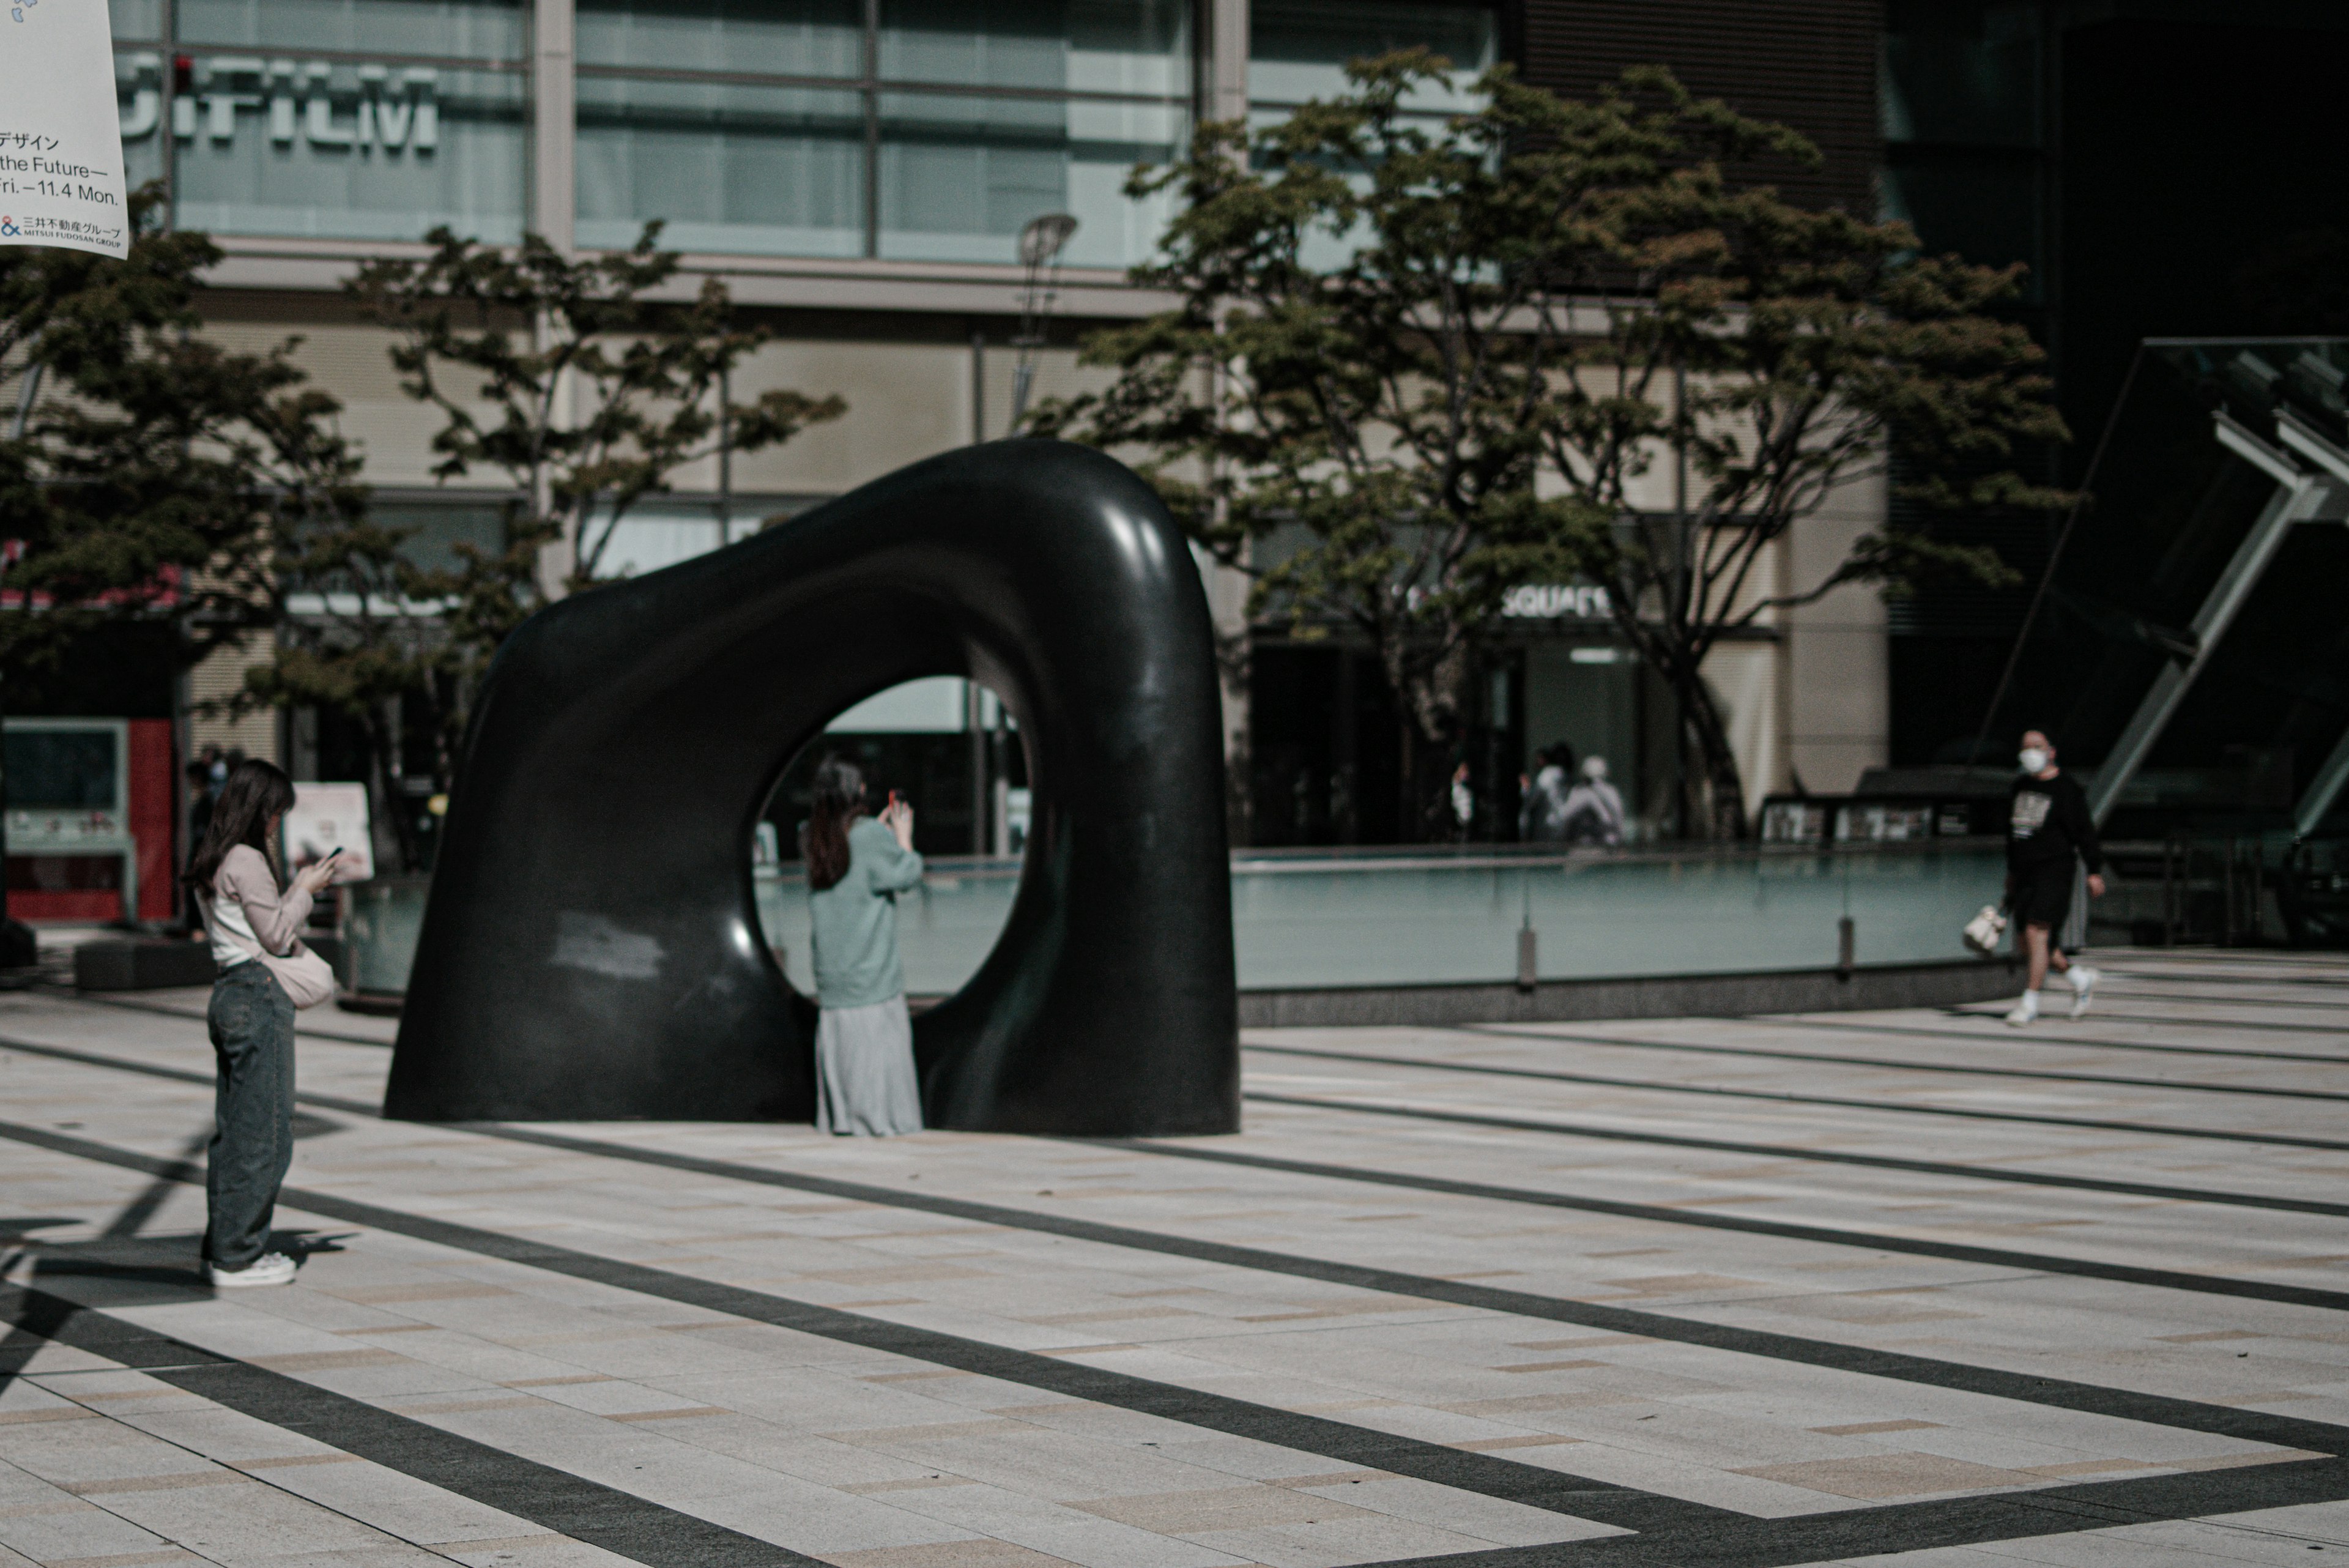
[
  {"xmin": 314, "ymin": 958, "xmax": 2031, "ymax": 1027},
  {"xmin": 1237, "ymin": 957, "xmax": 2024, "ymax": 1029}
]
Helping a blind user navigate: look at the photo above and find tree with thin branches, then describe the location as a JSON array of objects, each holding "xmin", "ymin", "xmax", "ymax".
[
  {"xmin": 1, "ymin": 188, "xmax": 360, "ymax": 704},
  {"xmin": 247, "ymin": 224, "xmax": 845, "ymax": 866},
  {"xmin": 1037, "ymin": 56, "xmax": 2065, "ymax": 838}
]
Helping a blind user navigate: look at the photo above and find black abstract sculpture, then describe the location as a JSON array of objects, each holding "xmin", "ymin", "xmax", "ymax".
[{"xmin": 384, "ymin": 442, "xmax": 1239, "ymax": 1135}]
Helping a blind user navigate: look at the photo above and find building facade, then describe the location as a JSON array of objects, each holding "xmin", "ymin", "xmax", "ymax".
[
  {"xmin": 9, "ymin": 0, "xmax": 1926, "ymax": 883},
  {"xmin": 12, "ymin": 0, "xmax": 2343, "ymax": 926},
  {"xmin": 83, "ymin": 0, "xmax": 1920, "ymax": 858}
]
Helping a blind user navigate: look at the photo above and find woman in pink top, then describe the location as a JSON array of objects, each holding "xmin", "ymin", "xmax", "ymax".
[{"xmin": 181, "ymin": 760, "xmax": 339, "ymax": 1288}]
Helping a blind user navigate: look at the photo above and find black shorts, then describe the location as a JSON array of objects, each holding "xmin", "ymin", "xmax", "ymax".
[{"xmin": 2010, "ymin": 861, "xmax": 2075, "ymax": 931}]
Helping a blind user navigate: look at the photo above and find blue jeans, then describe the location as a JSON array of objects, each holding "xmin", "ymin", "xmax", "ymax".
[{"xmin": 204, "ymin": 960, "xmax": 295, "ymax": 1269}]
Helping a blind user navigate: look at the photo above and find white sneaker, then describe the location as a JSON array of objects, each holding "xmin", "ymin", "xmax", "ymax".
[
  {"xmin": 206, "ymin": 1252, "xmax": 297, "ymax": 1288},
  {"xmin": 2066, "ymin": 967, "xmax": 2098, "ymax": 1019},
  {"xmin": 2005, "ymin": 995, "xmax": 2039, "ymax": 1027}
]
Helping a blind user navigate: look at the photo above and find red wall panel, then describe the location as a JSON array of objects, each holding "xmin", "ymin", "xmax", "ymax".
[{"xmin": 130, "ymin": 718, "xmax": 176, "ymax": 923}]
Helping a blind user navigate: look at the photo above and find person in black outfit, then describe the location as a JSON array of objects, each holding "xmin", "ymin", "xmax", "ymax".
[{"xmin": 2004, "ymin": 729, "xmax": 2106, "ymax": 1025}]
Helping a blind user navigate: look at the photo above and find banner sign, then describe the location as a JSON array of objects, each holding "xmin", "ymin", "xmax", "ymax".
[
  {"xmin": 1, "ymin": 0, "xmax": 132, "ymax": 258},
  {"xmin": 284, "ymin": 782, "xmax": 376, "ymax": 884}
]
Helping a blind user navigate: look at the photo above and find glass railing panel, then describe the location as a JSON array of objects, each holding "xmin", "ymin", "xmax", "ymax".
[
  {"xmin": 753, "ymin": 843, "xmax": 2008, "ymax": 996},
  {"xmin": 347, "ymin": 845, "xmax": 2009, "ymax": 1001}
]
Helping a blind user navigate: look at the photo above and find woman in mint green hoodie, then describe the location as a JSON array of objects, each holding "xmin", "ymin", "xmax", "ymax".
[{"xmin": 803, "ymin": 755, "xmax": 925, "ymax": 1134}]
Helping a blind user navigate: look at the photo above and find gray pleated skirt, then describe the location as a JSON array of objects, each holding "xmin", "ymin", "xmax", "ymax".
[{"xmin": 813, "ymin": 995, "xmax": 923, "ymax": 1136}]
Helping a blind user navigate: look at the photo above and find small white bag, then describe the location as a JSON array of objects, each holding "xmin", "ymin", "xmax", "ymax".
[
  {"xmin": 1962, "ymin": 904, "xmax": 2009, "ymax": 956},
  {"xmin": 204, "ymin": 895, "xmax": 338, "ymax": 1009}
]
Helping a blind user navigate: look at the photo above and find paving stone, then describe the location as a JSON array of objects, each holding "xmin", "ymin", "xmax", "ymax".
[{"xmin": 1, "ymin": 954, "xmax": 2345, "ymax": 1567}]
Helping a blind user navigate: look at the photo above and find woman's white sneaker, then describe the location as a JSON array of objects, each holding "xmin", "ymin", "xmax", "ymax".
[
  {"xmin": 2004, "ymin": 991, "xmax": 2040, "ymax": 1027},
  {"xmin": 206, "ymin": 1252, "xmax": 297, "ymax": 1288},
  {"xmin": 2066, "ymin": 966, "xmax": 2099, "ymax": 1019}
]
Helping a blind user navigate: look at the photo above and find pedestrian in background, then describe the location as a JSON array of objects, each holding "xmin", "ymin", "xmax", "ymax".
[
  {"xmin": 804, "ymin": 756, "xmax": 926, "ymax": 1135},
  {"xmin": 1450, "ymin": 760, "xmax": 1476, "ymax": 842},
  {"xmin": 182, "ymin": 759, "xmax": 340, "ymax": 1287},
  {"xmin": 1518, "ymin": 743, "xmax": 1575, "ymax": 842},
  {"xmin": 1561, "ymin": 756, "xmax": 1627, "ymax": 846},
  {"xmin": 2003, "ymin": 729, "xmax": 2104, "ymax": 1026}
]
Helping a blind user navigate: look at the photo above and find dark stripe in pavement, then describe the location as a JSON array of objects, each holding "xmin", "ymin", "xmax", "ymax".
[
  {"xmin": 13, "ymin": 1028, "xmax": 2349, "ymax": 1329},
  {"xmin": 1754, "ymin": 1016, "xmax": 2347, "ymax": 1064},
  {"xmin": 2009, "ymin": 986, "xmax": 2349, "ymax": 1013},
  {"xmin": 2098, "ymin": 965, "xmax": 2349, "ymax": 990},
  {"xmin": 29, "ymin": 1116, "xmax": 2347, "ymax": 1459},
  {"xmin": 1243, "ymin": 1042, "xmax": 2349, "ymax": 1153},
  {"xmin": 6, "ymin": 1121, "xmax": 2346, "ymax": 1568},
  {"xmin": 0, "ymin": 1286, "xmax": 824, "ymax": 1567},
  {"xmin": 0, "ymin": 1033, "xmax": 382, "ymax": 1117},
  {"xmin": 13, "ymin": 1193, "xmax": 2347, "ymax": 1568},
  {"xmin": 1220, "ymin": 1088, "xmax": 2349, "ymax": 1220},
  {"xmin": 24, "ymin": 1021, "xmax": 2349, "ymax": 1207},
  {"xmin": 1167, "ymin": 1112, "xmax": 2349, "ymax": 1317},
  {"xmin": 1446, "ymin": 1027, "xmax": 2349, "ymax": 1102},
  {"xmin": 0, "ymin": 1118, "xmax": 1732, "ymax": 1537},
  {"xmin": 69, "ymin": 990, "xmax": 395, "ymax": 1048},
  {"xmin": 1942, "ymin": 1008, "xmax": 2349, "ymax": 1039},
  {"xmin": 1351, "ymin": 1457, "xmax": 2349, "ymax": 1568},
  {"xmin": 19, "ymin": 1022, "xmax": 2348, "ymax": 1219},
  {"xmin": 1980, "ymin": 989, "xmax": 2349, "ymax": 1016}
]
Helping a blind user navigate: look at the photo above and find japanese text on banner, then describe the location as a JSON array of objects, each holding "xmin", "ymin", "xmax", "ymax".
[{"xmin": 1, "ymin": 0, "xmax": 132, "ymax": 259}]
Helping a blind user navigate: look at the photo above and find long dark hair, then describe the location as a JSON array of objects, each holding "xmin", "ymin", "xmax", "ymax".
[
  {"xmin": 804, "ymin": 754, "xmax": 866, "ymax": 893},
  {"xmin": 184, "ymin": 758, "xmax": 296, "ymax": 891}
]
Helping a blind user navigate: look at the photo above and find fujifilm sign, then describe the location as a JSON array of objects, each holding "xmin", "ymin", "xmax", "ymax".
[{"xmin": 118, "ymin": 53, "xmax": 440, "ymax": 151}]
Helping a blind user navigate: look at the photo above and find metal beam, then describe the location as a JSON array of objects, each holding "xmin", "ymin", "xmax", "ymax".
[
  {"xmin": 2214, "ymin": 411, "xmax": 2303, "ymax": 485},
  {"xmin": 2297, "ymin": 723, "xmax": 2349, "ymax": 841},
  {"xmin": 2277, "ymin": 411, "xmax": 2349, "ymax": 488},
  {"xmin": 2087, "ymin": 419, "xmax": 2323, "ymax": 825}
]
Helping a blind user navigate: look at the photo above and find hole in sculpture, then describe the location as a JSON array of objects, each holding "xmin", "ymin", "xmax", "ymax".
[{"xmin": 751, "ymin": 676, "xmax": 1027, "ymax": 1005}]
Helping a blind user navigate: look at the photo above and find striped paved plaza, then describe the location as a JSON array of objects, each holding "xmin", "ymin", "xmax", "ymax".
[{"xmin": 1, "ymin": 949, "xmax": 2345, "ymax": 1567}]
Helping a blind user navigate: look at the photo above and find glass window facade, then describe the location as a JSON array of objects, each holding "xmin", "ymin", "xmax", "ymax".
[
  {"xmin": 113, "ymin": 0, "xmax": 528, "ymax": 243},
  {"xmin": 577, "ymin": 0, "xmax": 861, "ymax": 77},
  {"xmin": 1880, "ymin": 0, "xmax": 2046, "ymax": 295},
  {"xmin": 577, "ymin": 78, "xmax": 866, "ymax": 256},
  {"xmin": 1248, "ymin": 0, "xmax": 1495, "ymax": 117},
  {"xmin": 580, "ymin": 0, "xmax": 1190, "ymax": 266},
  {"xmin": 103, "ymin": 0, "xmax": 1497, "ymax": 265},
  {"xmin": 1244, "ymin": 1, "xmax": 1496, "ymax": 273}
]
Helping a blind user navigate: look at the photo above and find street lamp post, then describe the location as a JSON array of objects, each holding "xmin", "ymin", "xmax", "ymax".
[{"xmin": 1008, "ymin": 213, "xmax": 1078, "ymax": 432}]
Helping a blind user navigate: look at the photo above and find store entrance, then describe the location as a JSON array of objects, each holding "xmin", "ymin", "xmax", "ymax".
[{"xmin": 1522, "ymin": 642, "xmax": 1642, "ymax": 834}]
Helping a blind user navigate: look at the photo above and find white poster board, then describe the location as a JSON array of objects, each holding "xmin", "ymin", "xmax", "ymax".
[
  {"xmin": 284, "ymin": 782, "xmax": 376, "ymax": 883},
  {"xmin": 1, "ymin": 0, "xmax": 132, "ymax": 258}
]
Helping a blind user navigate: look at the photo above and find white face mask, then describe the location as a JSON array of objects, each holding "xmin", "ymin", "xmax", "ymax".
[{"xmin": 2018, "ymin": 746, "xmax": 2050, "ymax": 775}]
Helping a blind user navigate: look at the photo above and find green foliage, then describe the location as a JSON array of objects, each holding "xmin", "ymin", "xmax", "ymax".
[
  {"xmin": 0, "ymin": 186, "xmax": 363, "ymax": 693},
  {"xmin": 1036, "ymin": 55, "xmax": 2067, "ymax": 836},
  {"xmin": 251, "ymin": 224, "xmax": 845, "ymax": 865},
  {"xmin": 348, "ymin": 223, "xmax": 844, "ymax": 589}
]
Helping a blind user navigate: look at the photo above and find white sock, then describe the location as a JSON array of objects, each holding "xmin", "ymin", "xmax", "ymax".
[
  {"xmin": 2063, "ymin": 967, "xmax": 2092, "ymax": 990},
  {"xmin": 2017, "ymin": 989, "xmax": 2040, "ymax": 1013}
]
